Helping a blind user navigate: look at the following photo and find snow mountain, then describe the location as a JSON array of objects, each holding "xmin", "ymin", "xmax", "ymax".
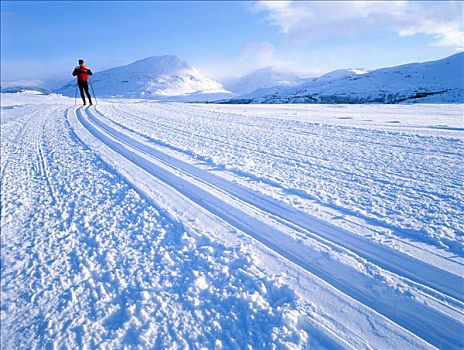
[
  {"xmin": 221, "ymin": 53, "xmax": 464, "ymax": 104},
  {"xmin": 314, "ymin": 68, "xmax": 367, "ymax": 82},
  {"xmin": 1, "ymin": 86, "xmax": 49, "ymax": 94},
  {"xmin": 223, "ymin": 67, "xmax": 303, "ymax": 95},
  {"xmin": 56, "ymin": 55, "xmax": 231, "ymax": 100}
]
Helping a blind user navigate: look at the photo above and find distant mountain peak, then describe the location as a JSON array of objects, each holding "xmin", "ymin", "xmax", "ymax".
[
  {"xmin": 315, "ymin": 68, "xmax": 368, "ymax": 82},
  {"xmin": 134, "ymin": 54, "xmax": 183, "ymax": 63},
  {"xmin": 56, "ymin": 55, "xmax": 230, "ymax": 99},
  {"xmin": 223, "ymin": 66, "xmax": 302, "ymax": 95},
  {"xmin": 101, "ymin": 55, "xmax": 192, "ymax": 77}
]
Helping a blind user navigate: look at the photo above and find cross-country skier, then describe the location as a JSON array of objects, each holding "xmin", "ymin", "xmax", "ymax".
[{"xmin": 73, "ymin": 59, "xmax": 93, "ymax": 105}]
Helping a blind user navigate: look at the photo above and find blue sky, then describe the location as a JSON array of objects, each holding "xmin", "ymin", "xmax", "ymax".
[{"xmin": 1, "ymin": 1, "xmax": 463, "ymax": 88}]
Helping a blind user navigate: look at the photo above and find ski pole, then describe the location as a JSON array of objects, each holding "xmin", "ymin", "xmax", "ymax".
[
  {"xmin": 74, "ymin": 83, "xmax": 78, "ymax": 105},
  {"xmin": 89, "ymin": 79, "xmax": 97, "ymax": 105}
]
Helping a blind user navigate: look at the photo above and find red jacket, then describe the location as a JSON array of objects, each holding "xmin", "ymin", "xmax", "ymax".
[{"xmin": 72, "ymin": 66, "xmax": 93, "ymax": 81}]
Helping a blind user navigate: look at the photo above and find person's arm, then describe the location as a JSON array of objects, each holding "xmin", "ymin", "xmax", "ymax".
[
  {"xmin": 87, "ymin": 69, "xmax": 93, "ymax": 76},
  {"xmin": 72, "ymin": 67, "xmax": 79, "ymax": 76}
]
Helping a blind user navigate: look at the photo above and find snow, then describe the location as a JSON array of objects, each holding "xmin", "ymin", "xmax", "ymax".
[
  {"xmin": 1, "ymin": 93, "xmax": 463, "ymax": 349},
  {"xmin": 230, "ymin": 52, "xmax": 464, "ymax": 104},
  {"xmin": 313, "ymin": 68, "xmax": 363, "ymax": 82}
]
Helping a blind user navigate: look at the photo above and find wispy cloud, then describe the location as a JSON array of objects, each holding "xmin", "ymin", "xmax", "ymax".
[
  {"xmin": 238, "ymin": 41, "xmax": 276, "ymax": 66},
  {"xmin": 254, "ymin": 1, "xmax": 464, "ymax": 50}
]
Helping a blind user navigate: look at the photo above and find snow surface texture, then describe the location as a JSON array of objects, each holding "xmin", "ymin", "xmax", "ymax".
[
  {"xmin": 56, "ymin": 55, "xmax": 231, "ymax": 100},
  {"xmin": 1, "ymin": 93, "xmax": 463, "ymax": 349},
  {"xmin": 225, "ymin": 52, "xmax": 464, "ymax": 104}
]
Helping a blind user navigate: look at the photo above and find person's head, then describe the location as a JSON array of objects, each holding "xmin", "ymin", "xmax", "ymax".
[{"xmin": 78, "ymin": 59, "xmax": 84, "ymax": 67}]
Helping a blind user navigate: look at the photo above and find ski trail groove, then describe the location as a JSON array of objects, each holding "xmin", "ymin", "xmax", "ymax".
[
  {"xmin": 90, "ymin": 105, "xmax": 463, "ymax": 303},
  {"xmin": 1, "ymin": 109, "xmax": 44, "ymax": 181},
  {"xmin": 110, "ymin": 103, "xmax": 460, "ymax": 187},
  {"xmin": 89, "ymin": 106, "xmax": 464, "ymax": 316},
  {"xmin": 36, "ymin": 126, "xmax": 57, "ymax": 206},
  {"xmin": 99, "ymin": 104, "xmax": 464, "ymax": 278},
  {"xmin": 104, "ymin": 103, "xmax": 464, "ymax": 258},
  {"xmin": 71, "ymin": 106, "xmax": 463, "ymax": 349}
]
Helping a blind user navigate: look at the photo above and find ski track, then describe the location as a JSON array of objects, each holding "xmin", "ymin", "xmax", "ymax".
[
  {"xmin": 72, "ymin": 105, "xmax": 463, "ymax": 349},
  {"xmin": 86, "ymin": 106, "xmax": 462, "ymax": 302},
  {"xmin": 93, "ymin": 105, "xmax": 463, "ymax": 272},
  {"xmin": 94, "ymin": 106, "xmax": 463, "ymax": 270},
  {"xmin": 103, "ymin": 102, "xmax": 463, "ymax": 256},
  {"xmin": 1, "ymin": 104, "xmax": 308, "ymax": 349},
  {"xmin": 1, "ymin": 98, "xmax": 463, "ymax": 349}
]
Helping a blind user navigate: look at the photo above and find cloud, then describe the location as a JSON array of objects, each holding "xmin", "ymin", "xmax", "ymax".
[
  {"xmin": 233, "ymin": 41, "xmax": 334, "ymax": 77},
  {"xmin": 254, "ymin": 1, "xmax": 464, "ymax": 49},
  {"xmin": 195, "ymin": 42, "xmax": 280, "ymax": 80},
  {"xmin": 238, "ymin": 41, "xmax": 297, "ymax": 69},
  {"xmin": 238, "ymin": 41, "xmax": 277, "ymax": 66}
]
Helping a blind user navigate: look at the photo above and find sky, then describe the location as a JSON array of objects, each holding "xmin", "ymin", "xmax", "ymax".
[{"xmin": 1, "ymin": 0, "xmax": 463, "ymax": 88}]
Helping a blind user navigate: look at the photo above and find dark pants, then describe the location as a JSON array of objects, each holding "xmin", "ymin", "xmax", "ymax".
[{"xmin": 78, "ymin": 80, "xmax": 92, "ymax": 104}]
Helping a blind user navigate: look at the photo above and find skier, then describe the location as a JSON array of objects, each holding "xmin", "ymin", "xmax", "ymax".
[{"xmin": 73, "ymin": 59, "xmax": 93, "ymax": 105}]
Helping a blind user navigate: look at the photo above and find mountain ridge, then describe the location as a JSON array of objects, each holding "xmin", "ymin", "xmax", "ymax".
[
  {"xmin": 51, "ymin": 53, "xmax": 464, "ymax": 103},
  {"xmin": 220, "ymin": 52, "xmax": 464, "ymax": 104}
]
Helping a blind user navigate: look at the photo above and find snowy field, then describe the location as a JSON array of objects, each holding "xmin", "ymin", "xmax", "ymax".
[{"xmin": 1, "ymin": 93, "xmax": 463, "ymax": 349}]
